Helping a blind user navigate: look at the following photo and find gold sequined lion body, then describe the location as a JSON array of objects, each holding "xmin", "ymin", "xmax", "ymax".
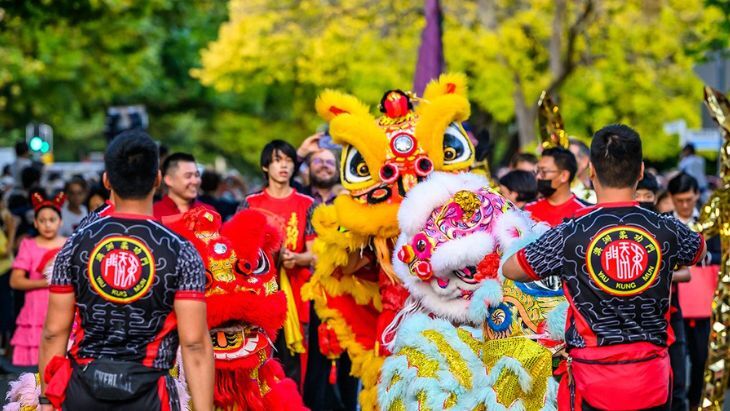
[
  {"xmin": 378, "ymin": 172, "xmax": 566, "ymax": 410},
  {"xmin": 696, "ymin": 87, "xmax": 730, "ymax": 410}
]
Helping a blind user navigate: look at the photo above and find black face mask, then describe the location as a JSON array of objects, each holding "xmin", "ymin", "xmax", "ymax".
[
  {"xmin": 536, "ymin": 179, "xmax": 556, "ymax": 198},
  {"xmin": 639, "ymin": 201, "xmax": 656, "ymax": 212}
]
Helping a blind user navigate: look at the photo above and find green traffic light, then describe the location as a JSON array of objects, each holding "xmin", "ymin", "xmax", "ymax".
[
  {"xmin": 41, "ymin": 141, "xmax": 50, "ymax": 153},
  {"xmin": 29, "ymin": 136, "xmax": 43, "ymax": 151}
]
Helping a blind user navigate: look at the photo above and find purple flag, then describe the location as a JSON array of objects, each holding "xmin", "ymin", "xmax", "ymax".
[{"xmin": 413, "ymin": 0, "xmax": 444, "ymax": 96}]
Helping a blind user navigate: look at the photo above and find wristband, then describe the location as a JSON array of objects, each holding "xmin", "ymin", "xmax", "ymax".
[{"xmin": 38, "ymin": 396, "xmax": 51, "ymax": 405}]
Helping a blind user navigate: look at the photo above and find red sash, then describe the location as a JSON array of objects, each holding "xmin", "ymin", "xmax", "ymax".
[{"xmin": 44, "ymin": 355, "xmax": 73, "ymax": 409}]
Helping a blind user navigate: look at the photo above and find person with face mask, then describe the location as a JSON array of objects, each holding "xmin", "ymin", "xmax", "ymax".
[
  {"xmin": 502, "ymin": 124, "xmax": 707, "ymax": 410},
  {"xmin": 524, "ymin": 147, "xmax": 590, "ymax": 227},
  {"xmin": 635, "ymin": 171, "xmax": 660, "ymax": 211}
]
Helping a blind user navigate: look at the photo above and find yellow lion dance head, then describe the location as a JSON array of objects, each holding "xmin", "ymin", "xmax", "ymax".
[{"xmin": 315, "ymin": 73, "xmax": 475, "ymax": 239}]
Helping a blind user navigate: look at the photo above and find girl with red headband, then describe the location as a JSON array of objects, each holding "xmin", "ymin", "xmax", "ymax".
[{"xmin": 9, "ymin": 192, "xmax": 67, "ymax": 366}]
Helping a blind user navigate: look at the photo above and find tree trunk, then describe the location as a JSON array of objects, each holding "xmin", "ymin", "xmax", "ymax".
[
  {"xmin": 513, "ymin": 73, "xmax": 536, "ymax": 149},
  {"xmin": 476, "ymin": 0, "xmax": 497, "ymax": 30},
  {"xmin": 550, "ymin": 0, "xmax": 566, "ymax": 81}
]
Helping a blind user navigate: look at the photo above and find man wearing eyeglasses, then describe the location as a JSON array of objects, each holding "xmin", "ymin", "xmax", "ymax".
[
  {"xmin": 303, "ymin": 148, "xmax": 341, "ymax": 206},
  {"xmin": 524, "ymin": 147, "xmax": 590, "ymax": 227},
  {"xmin": 296, "ymin": 132, "xmax": 344, "ymax": 206}
]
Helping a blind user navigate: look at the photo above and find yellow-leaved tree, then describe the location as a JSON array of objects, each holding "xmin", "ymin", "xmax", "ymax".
[{"xmin": 194, "ymin": 0, "xmax": 722, "ymax": 162}]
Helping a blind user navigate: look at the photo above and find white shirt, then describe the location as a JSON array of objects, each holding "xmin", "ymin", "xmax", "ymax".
[{"xmin": 60, "ymin": 203, "xmax": 88, "ymax": 237}]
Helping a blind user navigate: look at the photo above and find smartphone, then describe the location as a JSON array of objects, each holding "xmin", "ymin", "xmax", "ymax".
[{"xmin": 318, "ymin": 132, "xmax": 340, "ymax": 150}]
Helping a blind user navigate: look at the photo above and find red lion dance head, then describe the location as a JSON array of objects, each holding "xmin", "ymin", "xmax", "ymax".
[{"xmin": 166, "ymin": 207, "xmax": 305, "ymax": 411}]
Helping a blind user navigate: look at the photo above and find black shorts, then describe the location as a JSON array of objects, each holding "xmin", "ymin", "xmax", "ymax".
[{"xmin": 62, "ymin": 370, "xmax": 181, "ymax": 411}]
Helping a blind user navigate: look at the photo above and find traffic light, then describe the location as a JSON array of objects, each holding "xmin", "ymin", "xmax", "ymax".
[{"xmin": 25, "ymin": 123, "xmax": 53, "ymax": 155}]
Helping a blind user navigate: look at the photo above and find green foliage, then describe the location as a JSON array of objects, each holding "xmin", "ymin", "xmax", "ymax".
[
  {"xmin": 196, "ymin": 0, "xmax": 720, "ymax": 163},
  {"xmin": 0, "ymin": 0, "xmax": 725, "ymax": 169},
  {"xmin": 192, "ymin": 0, "xmax": 424, "ymax": 166},
  {"xmin": 0, "ymin": 0, "xmax": 236, "ymax": 165},
  {"xmin": 443, "ymin": 0, "xmax": 715, "ymax": 160}
]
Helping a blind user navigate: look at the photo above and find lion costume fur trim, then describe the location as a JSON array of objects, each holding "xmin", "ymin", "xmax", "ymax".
[
  {"xmin": 310, "ymin": 296, "xmax": 384, "ymax": 411},
  {"xmin": 301, "ymin": 204, "xmax": 382, "ymax": 308}
]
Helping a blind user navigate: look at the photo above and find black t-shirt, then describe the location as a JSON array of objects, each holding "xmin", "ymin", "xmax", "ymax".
[
  {"xmin": 50, "ymin": 212, "xmax": 206, "ymax": 370},
  {"xmin": 517, "ymin": 202, "xmax": 705, "ymax": 349}
]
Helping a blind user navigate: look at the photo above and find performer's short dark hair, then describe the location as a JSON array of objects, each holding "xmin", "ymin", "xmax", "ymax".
[
  {"xmin": 104, "ymin": 130, "xmax": 159, "ymax": 199},
  {"xmin": 590, "ymin": 124, "xmax": 642, "ymax": 188},
  {"xmin": 542, "ymin": 147, "xmax": 578, "ymax": 182},
  {"xmin": 667, "ymin": 172, "xmax": 699, "ymax": 195}
]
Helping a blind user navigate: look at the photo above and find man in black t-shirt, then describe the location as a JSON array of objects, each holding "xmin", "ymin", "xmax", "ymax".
[
  {"xmin": 38, "ymin": 131, "xmax": 214, "ymax": 411},
  {"xmin": 503, "ymin": 124, "xmax": 705, "ymax": 410}
]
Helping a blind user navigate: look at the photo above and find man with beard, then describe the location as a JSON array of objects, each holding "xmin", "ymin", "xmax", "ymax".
[
  {"xmin": 301, "ymin": 148, "xmax": 341, "ymax": 206},
  {"xmin": 524, "ymin": 147, "xmax": 590, "ymax": 227}
]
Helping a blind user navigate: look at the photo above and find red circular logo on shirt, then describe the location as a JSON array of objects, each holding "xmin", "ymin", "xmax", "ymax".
[
  {"xmin": 99, "ymin": 249, "xmax": 143, "ymax": 288},
  {"xmin": 599, "ymin": 239, "xmax": 649, "ymax": 282},
  {"xmin": 88, "ymin": 236, "xmax": 155, "ymax": 303},
  {"xmin": 586, "ymin": 226, "xmax": 661, "ymax": 296}
]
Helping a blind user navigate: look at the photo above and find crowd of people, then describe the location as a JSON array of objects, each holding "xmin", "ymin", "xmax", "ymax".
[
  {"xmin": 0, "ymin": 121, "xmax": 722, "ymax": 410},
  {"xmin": 496, "ymin": 139, "xmax": 721, "ymax": 410}
]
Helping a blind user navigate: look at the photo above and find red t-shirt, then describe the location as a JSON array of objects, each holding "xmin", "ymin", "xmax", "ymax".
[
  {"xmin": 241, "ymin": 189, "xmax": 315, "ymax": 324},
  {"xmin": 524, "ymin": 194, "xmax": 589, "ymax": 227},
  {"xmin": 153, "ymin": 195, "xmax": 214, "ymax": 220},
  {"xmin": 242, "ymin": 189, "xmax": 315, "ymax": 253}
]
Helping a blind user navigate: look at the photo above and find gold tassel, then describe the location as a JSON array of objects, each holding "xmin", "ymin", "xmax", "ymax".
[
  {"xmin": 373, "ymin": 236, "xmax": 399, "ymax": 284},
  {"xmin": 279, "ymin": 269, "xmax": 306, "ymax": 354}
]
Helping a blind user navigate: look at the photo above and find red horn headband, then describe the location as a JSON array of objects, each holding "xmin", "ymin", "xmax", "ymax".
[{"xmin": 32, "ymin": 192, "xmax": 66, "ymax": 214}]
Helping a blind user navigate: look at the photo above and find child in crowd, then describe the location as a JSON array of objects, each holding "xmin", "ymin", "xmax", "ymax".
[
  {"xmin": 9, "ymin": 192, "xmax": 67, "ymax": 366},
  {"xmin": 498, "ymin": 169, "xmax": 537, "ymax": 209}
]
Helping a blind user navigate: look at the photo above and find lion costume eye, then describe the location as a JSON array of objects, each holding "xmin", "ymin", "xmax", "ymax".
[
  {"xmin": 442, "ymin": 123, "xmax": 473, "ymax": 167},
  {"xmin": 343, "ymin": 145, "xmax": 372, "ymax": 184},
  {"xmin": 253, "ymin": 250, "xmax": 270, "ymax": 275}
]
